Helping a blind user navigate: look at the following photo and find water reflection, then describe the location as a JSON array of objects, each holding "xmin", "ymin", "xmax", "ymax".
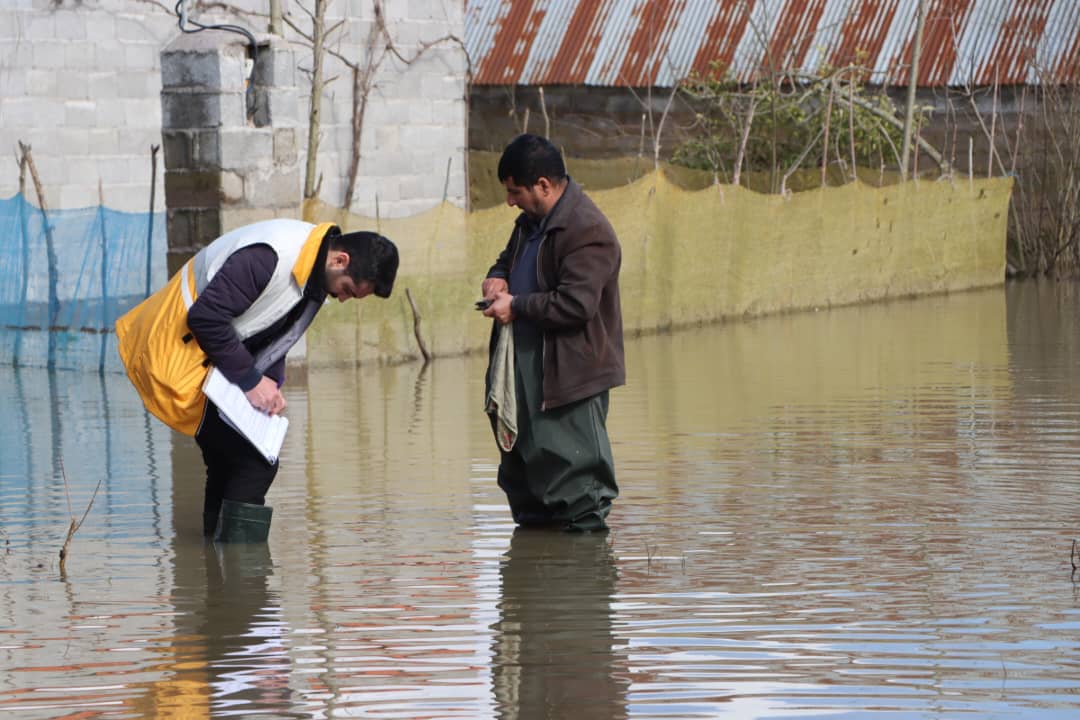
[
  {"xmin": 491, "ymin": 529, "xmax": 627, "ymax": 720},
  {"xmin": 5, "ymin": 282, "xmax": 1080, "ymax": 718},
  {"xmin": 146, "ymin": 541, "xmax": 289, "ymax": 718},
  {"xmin": 0, "ymin": 365, "xmax": 170, "ymax": 548},
  {"xmin": 606, "ymin": 284, "xmax": 1080, "ymax": 718},
  {"xmin": 0, "ymin": 367, "xmax": 173, "ymax": 718}
]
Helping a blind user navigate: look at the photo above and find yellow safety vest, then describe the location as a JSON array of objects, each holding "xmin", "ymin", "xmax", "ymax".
[{"xmin": 116, "ymin": 221, "xmax": 335, "ymax": 436}]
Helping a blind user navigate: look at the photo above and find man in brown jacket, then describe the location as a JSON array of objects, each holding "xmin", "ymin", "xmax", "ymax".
[{"xmin": 481, "ymin": 134, "xmax": 625, "ymax": 532}]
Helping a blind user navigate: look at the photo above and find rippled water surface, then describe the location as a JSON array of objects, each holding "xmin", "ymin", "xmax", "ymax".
[{"xmin": 4, "ymin": 281, "xmax": 1080, "ymax": 718}]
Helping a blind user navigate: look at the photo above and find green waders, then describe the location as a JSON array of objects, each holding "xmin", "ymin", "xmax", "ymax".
[{"xmin": 494, "ymin": 326, "xmax": 618, "ymax": 532}]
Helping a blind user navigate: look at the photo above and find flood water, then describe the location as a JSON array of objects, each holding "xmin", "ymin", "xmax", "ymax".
[{"xmin": 3, "ymin": 280, "xmax": 1080, "ymax": 718}]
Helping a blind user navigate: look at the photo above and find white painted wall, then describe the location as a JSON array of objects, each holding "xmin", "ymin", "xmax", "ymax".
[{"xmin": 0, "ymin": 0, "xmax": 467, "ymax": 218}]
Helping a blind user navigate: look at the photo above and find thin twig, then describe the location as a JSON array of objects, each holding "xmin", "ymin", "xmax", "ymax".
[
  {"xmin": 58, "ymin": 460, "xmax": 104, "ymax": 574},
  {"xmin": 344, "ymin": 62, "xmax": 373, "ymax": 208},
  {"xmin": 781, "ymin": 125, "xmax": 826, "ymax": 195},
  {"xmin": 988, "ymin": 72, "xmax": 999, "ymax": 178},
  {"xmin": 848, "ymin": 79, "xmax": 857, "ymax": 181},
  {"xmin": 1010, "ymin": 85, "xmax": 1027, "ymax": 177},
  {"xmin": 442, "ymin": 156, "xmax": 452, "ymax": 203},
  {"xmin": 653, "ymin": 84, "xmax": 680, "ymax": 169},
  {"xmin": 405, "ymin": 288, "xmax": 430, "ymax": 364},
  {"xmin": 913, "ymin": 111, "xmax": 922, "ymax": 179},
  {"xmin": 966, "ymin": 90, "xmax": 1009, "ymax": 178},
  {"xmin": 821, "ymin": 79, "xmax": 835, "ymax": 186},
  {"xmin": 942, "ymin": 87, "xmax": 957, "ymax": 187},
  {"xmin": 733, "ymin": 93, "xmax": 758, "ymax": 187}
]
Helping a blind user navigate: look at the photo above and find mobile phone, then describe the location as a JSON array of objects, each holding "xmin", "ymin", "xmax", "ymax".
[{"xmin": 475, "ymin": 298, "xmax": 492, "ymax": 310}]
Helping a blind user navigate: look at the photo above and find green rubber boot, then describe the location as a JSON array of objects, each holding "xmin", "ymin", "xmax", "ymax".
[{"xmin": 214, "ymin": 500, "xmax": 273, "ymax": 543}]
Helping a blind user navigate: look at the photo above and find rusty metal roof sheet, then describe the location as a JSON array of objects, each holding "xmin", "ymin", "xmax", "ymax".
[{"xmin": 466, "ymin": 0, "xmax": 1080, "ymax": 86}]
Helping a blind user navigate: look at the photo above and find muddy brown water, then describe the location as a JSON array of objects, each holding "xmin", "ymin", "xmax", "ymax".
[{"xmin": 2, "ymin": 280, "xmax": 1080, "ymax": 718}]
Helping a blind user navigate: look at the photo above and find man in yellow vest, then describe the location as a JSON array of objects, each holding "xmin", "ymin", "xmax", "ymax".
[{"xmin": 116, "ymin": 219, "xmax": 399, "ymax": 541}]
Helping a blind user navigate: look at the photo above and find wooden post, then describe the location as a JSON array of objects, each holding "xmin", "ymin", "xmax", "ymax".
[
  {"xmin": 146, "ymin": 145, "xmax": 159, "ymax": 298},
  {"xmin": 18, "ymin": 142, "xmax": 59, "ymax": 367},
  {"xmin": 98, "ymin": 179, "xmax": 109, "ymax": 374},
  {"xmin": 14, "ymin": 150, "xmax": 30, "ymax": 365}
]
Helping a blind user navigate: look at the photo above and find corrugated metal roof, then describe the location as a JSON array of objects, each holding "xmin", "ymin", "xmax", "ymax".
[{"xmin": 466, "ymin": 0, "xmax": 1080, "ymax": 86}]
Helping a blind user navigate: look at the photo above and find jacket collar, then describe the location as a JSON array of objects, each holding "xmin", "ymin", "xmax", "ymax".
[
  {"xmin": 545, "ymin": 177, "xmax": 581, "ymax": 232},
  {"xmin": 514, "ymin": 177, "xmax": 580, "ymax": 235}
]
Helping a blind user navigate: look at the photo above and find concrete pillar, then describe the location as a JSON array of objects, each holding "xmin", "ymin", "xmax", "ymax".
[{"xmin": 160, "ymin": 32, "xmax": 301, "ymax": 273}]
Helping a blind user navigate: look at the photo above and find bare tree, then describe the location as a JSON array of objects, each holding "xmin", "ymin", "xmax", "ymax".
[
  {"xmin": 900, "ymin": 0, "xmax": 927, "ymax": 179},
  {"xmin": 287, "ymin": 0, "xmax": 467, "ymax": 209}
]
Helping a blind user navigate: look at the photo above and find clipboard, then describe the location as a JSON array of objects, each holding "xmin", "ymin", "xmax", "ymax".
[{"xmin": 202, "ymin": 367, "xmax": 289, "ymax": 464}]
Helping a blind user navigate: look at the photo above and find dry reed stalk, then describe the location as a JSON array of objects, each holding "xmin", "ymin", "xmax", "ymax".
[
  {"xmin": 821, "ymin": 80, "xmax": 835, "ymax": 186},
  {"xmin": 848, "ymin": 78, "xmax": 857, "ymax": 181},
  {"xmin": 405, "ymin": 288, "xmax": 431, "ymax": 364},
  {"xmin": 733, "ymin": 93, "xmax": 758, "ymax": 187},
  {"xmin": 58, "ymin": 460, "xmax": 103, "ymax": 574}
]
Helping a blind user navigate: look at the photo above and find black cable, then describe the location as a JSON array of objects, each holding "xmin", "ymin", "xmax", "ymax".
[{"xmin": 174, "ymin": 0, "xmax": 259, "ymax": 117}]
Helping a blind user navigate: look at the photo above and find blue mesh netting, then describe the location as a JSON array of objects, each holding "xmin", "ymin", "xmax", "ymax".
[{"xmin": 0, "ymin": 194, "xmax": 167, "ymax": 372}]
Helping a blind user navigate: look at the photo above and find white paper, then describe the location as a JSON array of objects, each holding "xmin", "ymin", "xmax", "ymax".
[{"xmin": 202, "ymin": 367, "xmax": 289, "ymax": 464}]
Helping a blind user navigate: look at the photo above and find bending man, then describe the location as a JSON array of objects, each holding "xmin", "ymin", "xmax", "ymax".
[{"xmin": 117, "ymin": 219, "xmax": 398, "ymax": 541}]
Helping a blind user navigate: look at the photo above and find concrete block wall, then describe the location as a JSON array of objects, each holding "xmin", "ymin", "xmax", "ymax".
[
  {"xmin": 0, "ymin": 0, "xmax": 467, "ymax": 222},
  {"xmin": 0, "ymin": 0, "xmax": 175, "ymax": 213},
  {"xmin": 300, "ymin": 0, "xmax": 468, "ymax": 218},
  {"xmin": 161, "ymin": 31, "xmax": 303, "ymax": 263}
]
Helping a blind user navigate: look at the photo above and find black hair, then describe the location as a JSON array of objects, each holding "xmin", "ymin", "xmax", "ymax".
[
  {"xmin": 331, "ymin": 230, "xmax": 399, "ymax": 298},
  {"xmin": 496, "ymin": 133, "xmax": 567, "ymax": 187}
]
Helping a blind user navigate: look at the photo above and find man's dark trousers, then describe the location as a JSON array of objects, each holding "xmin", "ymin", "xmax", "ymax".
[
  {"xmin": 494, "ymin": 326, "xmax": 618, "ymax": 532},
  {"xmin": 196, "ymin": 400, "xmax": 278, "ymax": 536}
]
